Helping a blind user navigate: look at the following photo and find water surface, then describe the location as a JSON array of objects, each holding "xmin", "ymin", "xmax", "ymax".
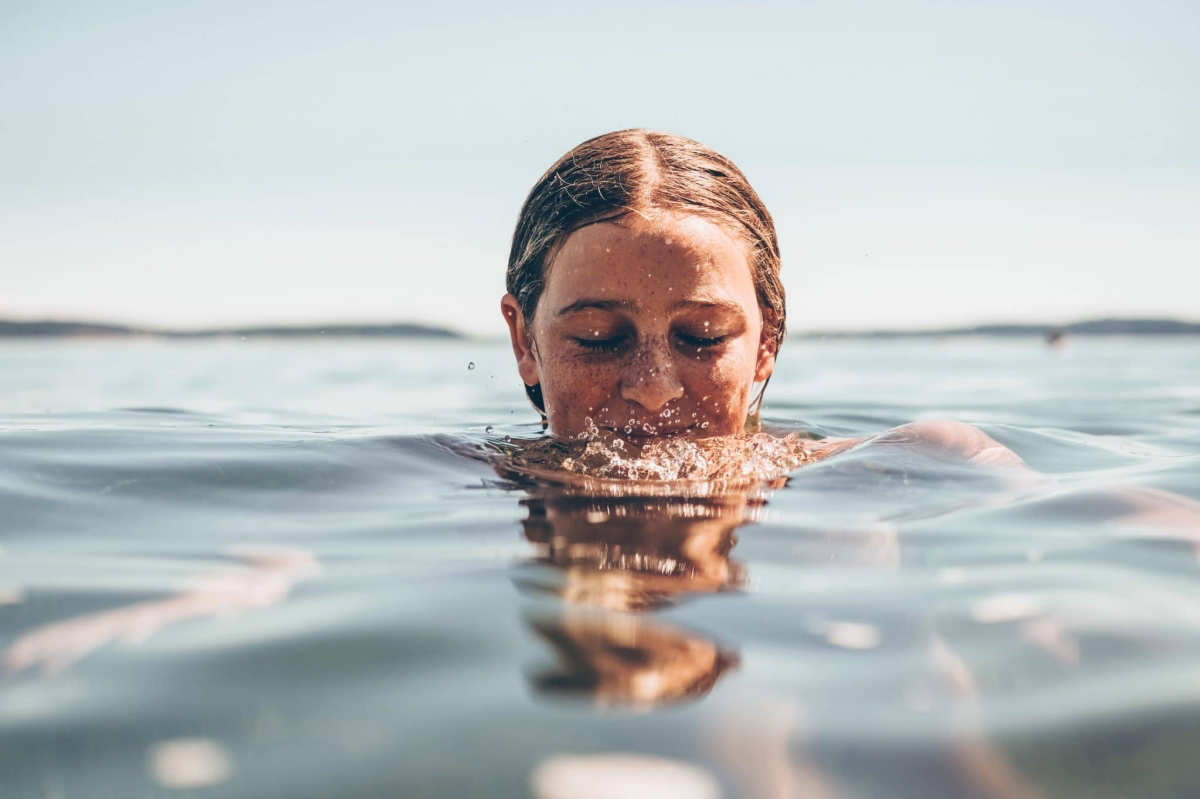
[{"xmin": 2, "ymin": 337, "xmax": 1199, "ymax": 798}]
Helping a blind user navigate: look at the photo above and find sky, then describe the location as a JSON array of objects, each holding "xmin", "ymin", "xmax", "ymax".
[{"xmin": 1, "ymin": 0, "xmax": 1197, "ymax": 335}]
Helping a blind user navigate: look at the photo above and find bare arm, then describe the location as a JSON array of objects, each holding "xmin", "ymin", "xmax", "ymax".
[{"xmin": 885, "ymin": 420, "xmax": 1200, "ymax": 534}]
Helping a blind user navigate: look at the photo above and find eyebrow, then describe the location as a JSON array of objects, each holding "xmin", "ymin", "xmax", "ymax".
[
  {"xmin": 555, "ymin": 298, "xmax": 637, "ymax": 317},
  {"xmin": 554, "ymin": 297, "xmax": 749, "ymax": 317},
  {"xmin": 669, "ymin": 299, "xmax": 746, "ymax": 316}
]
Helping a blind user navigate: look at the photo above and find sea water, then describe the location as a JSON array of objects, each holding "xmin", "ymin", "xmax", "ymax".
[{"xmin": 1, "ymin": 336, "xmax": 1199, "ymax": 798}]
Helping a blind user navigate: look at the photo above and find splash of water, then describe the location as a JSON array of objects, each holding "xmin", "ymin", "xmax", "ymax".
[{"xmin": 505, "ymin": 418, "xmax": 815, "ymax": 483}]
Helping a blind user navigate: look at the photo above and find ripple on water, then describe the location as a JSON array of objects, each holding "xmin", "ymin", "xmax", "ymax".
[{"xmin": 3, "ymin": 338, "xmax": 1200, "ymax": 799}]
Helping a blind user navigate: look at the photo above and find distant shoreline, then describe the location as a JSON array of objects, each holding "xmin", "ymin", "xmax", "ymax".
[
  {"xmin": 0, "ymin": 321, "xmax": 464, "ymax": 339},
  {"xmin": 0, "ymin": 318, "xmax": 1198, "ymax": 340},
  {"xmin": 793, "ymin": 318, "xmax": 1200, "ymax": 339}
]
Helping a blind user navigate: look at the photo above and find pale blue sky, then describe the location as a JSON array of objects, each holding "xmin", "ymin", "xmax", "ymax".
[{"xmin": 2, "ymin": 0, "xmax": 1197, "ymax": 334}]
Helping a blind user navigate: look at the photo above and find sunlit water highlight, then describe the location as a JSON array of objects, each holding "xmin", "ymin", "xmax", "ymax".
[{"xmin": 1, "ymin": 337, "xmax": 1199, "ymax": 798}]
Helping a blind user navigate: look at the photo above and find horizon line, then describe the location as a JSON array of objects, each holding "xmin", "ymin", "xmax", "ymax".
[{"xmin": 3, "ymin": 316, "xmax": 1200, "ymax": 340}]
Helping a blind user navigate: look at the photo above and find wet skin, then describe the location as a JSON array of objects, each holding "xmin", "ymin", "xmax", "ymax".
[{"xmin": 502, "ymin": 213, "xmax": 775, "ymax": 442}]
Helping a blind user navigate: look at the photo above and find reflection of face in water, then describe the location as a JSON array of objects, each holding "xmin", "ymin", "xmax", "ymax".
[
  {"xmin": 515, "ymin": 488, "xmax": 761, "ymax": 708},
  {"xmin": 527, "ymin": 610, "xmax": 739, "ymax": 710},
  {"xmin": 518, "ymin": 492, "xmax": 757, "ymax": 610}
]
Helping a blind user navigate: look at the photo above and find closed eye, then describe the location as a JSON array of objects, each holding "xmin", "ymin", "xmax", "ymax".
[
  {"xmin": 573, "ymin": 335, "xmax": 627, "ymax": 352},
  {"xmin": 677, "ymin": 333, "xmax": 730, "ymax": 348}
]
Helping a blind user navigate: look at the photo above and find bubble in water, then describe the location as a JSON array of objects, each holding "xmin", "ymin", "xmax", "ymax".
[
  {"xmin": 624, "ymin": 426, "xmax": 633, "ymax": 434},
  {"xmin": 700, "ymin": 422, "xmax": 710, "ymax": 429},
  {"xmin": 467, "ymin": 362, "xmax": 475, "ymax": 370},
  {"xmin": 485, "ymin": 426, "xmax": 494, "ymax": 434}
]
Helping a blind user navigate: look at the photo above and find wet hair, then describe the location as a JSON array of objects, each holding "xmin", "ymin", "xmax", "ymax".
[{"xmin": 506, "ymin": 129, "xmax": 785, "ymax": 412}]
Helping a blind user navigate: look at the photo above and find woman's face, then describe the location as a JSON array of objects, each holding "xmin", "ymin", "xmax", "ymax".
[{"xmin": 502, "ymin": 212, "xmax": 776, "ymax": 442}]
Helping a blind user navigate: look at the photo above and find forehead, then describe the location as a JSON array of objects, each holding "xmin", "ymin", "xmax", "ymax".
[{"xmin": 541, "ymin": 213, "xmax": 758, "ymax": 313}]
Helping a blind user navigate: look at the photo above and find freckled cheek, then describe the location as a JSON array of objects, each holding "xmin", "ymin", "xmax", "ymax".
[
  {"xmin": 538, "ymin": 354, "xmax": 623, "ymax": 429},
  {"xmin": 678, "ymin": 357, "xmax": 755, "ymax": 431}
]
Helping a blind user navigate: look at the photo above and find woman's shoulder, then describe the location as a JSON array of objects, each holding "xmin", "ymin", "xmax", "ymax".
[
  {"xmin": 806, "ymin": 420, "xmax": 1026, "ymax": 469},
  {"xmin": 888, "ymin": 420, "xmax": 1024, "ymax": 467}
]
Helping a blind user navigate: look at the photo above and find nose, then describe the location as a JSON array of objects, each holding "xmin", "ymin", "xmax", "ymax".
[{"xmin": 620, "ymin": 340, "xmax": 684, "ymax": 412}]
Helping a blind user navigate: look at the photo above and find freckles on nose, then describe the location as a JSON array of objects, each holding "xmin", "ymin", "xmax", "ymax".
[{"xmin": 619, "ymin": 338, "xmax": 684, "ymax": 410}]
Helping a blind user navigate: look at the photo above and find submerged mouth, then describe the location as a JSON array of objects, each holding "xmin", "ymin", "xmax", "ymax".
[{"xmin": 610, "ymin": 424, "xmax": 696, "ymax": 443}]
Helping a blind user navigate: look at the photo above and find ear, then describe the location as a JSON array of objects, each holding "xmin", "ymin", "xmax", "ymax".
[
  {"xmin": 501, "ymin": 293, "xmax": 541, "ymax": 388},
  {"xmin": 754, "ymin": 335, "xmax": 777, "ymax": 383}
]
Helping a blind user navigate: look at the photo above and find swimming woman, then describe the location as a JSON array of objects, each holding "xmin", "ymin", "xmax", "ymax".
[
  {"xmin": 498, "ymin": 129, "xmax": 1200, "ymax": 536},
  {"xmin": 499, "ymin": 129, "xmax": 1022, "ymax": 474}
]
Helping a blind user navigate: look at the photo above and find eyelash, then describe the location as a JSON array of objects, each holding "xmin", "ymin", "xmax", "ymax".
[
  {"xmin": 678, "ymin": 333, "xmax": 729, "ymax": 349},
  {"xmin": 574, "ymin": 336, "xmax": 625, "ymax": 351},
  {"xmin": 572, "ymin": 333, "xmax": 729, "ymax": 352}
]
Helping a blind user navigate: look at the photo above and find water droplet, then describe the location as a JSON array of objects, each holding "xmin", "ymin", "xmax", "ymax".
[
  {"xmin": 700, "ymin": 422, "xmax": 710, "ymax": 429},
  {"xmin": 503, "ymin": 435, "xmax": 512, "ymax": 442},
  {"xmin": 485, "ymin": 426, "xmax": 494, "ymax": 434},
  {"xmin": 467, "ymin": 362, "xmax": 475, "ymax": 370},
  {"xmin": 624, "ymin": 426, "xmax": 633, "ymax": 434}
]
